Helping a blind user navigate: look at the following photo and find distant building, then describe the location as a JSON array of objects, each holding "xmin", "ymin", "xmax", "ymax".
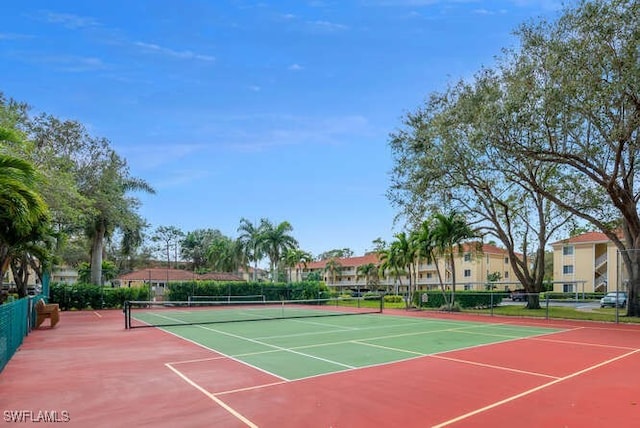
[
  {"xmin": 235, "ymin": 266, "xmax": 269, "ymax": 282},
  {"xmin": 295, "ymin": 243, "xmax": 522, "ymax": 294},
  {"xmin": 51, "ymin": 265, "xmax": 79, "ymax": 285},
  {"xmin": 551, "ymin": 231, "xmax": 626, "ymax": 294},
  {"xmin": 116, "ymin": 268, "xmax": 244, "ymax": 299}
]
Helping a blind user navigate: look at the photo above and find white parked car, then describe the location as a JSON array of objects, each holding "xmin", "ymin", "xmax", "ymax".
[{"xmin": 600, "ymin": 292, "xmax": 627, "ymax": 308}]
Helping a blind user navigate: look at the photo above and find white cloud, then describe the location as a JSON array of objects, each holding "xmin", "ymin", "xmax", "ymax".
[
  {"xmin": 135, "ymin": 41, "xmax": 215, "ymax": 62},
  {"xmin": 248, "ymin": 85, "xmax": 261, "ymax": 92},
  {"xmin": 308, "ymin": 20, "xmax": 349, "ymax": 32},
  {"xmin": 121, "ymin": 143, "xmax": 209, "ymax": 170},
  {"xmin": 42, "ymin": 12, "xmax": 100, "ymax": 29},
  {"xmin": 473, "ymin": 8, "xmax": 508, "ymax": 15},
  {"xmin": 0, "ymin": 33, "xmax": 33, "ymax": 40},
  {"xmin": 219, "ymin": 114, "xmax": 372, "ymax": 152},
  {"xmin": 30, "ymin": 55, "xmax": 106, "ymax": 72},
  {"xmin": 288, "ymin": 63, "xmax": 304, "ymax": 71}
]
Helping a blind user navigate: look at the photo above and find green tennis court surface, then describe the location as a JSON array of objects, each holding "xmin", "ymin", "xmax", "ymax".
[{"xmin": 137, "ymin": 312, "xmax": 563, "ymax": 380}]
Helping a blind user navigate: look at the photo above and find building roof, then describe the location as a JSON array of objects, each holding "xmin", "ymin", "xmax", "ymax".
[
  {"xmin": 118, "ymin": 268, "xmax": 243, "ymax": 282},
  {"xmin": 198, "ymin": 272, "xmax": 244, "ymax": 281},
  {"xmin": 302, "ymin": 254, "xmax": 380, "ymax": 270},
  {"xmin": 300, "ymin": 243, "xmax": 516, "ymax": 270},
  {"xmin": 551, "ymin": 231, "xmax": 611, "ymax": 246}
]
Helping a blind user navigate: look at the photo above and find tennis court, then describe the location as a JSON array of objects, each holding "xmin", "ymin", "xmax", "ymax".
[{"xmin": 2, "ymin": 300, "xmax": 640, "ymax": 427}]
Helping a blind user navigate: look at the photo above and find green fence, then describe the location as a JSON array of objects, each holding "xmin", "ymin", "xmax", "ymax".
[{"xmin": 0, "ymin": 296, "xmax": 40, "ymax": 373}]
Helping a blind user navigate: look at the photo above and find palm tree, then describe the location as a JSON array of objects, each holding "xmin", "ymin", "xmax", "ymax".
[
  {"xmin": 388, "ymin": 232, "xmax": 418, "ymax": 308},
  {"xmin": 413, "ymin": 220, "xmax": 450, "ymax": 305},
  {"xmin": 356, "ymin": 262, "xmax": 379, "ymax": 291},
  {"xmin": 324, "ymin": 257, "xmax": 342, "ymax": 287},
  {"xmin": 0, "ymin": 152, "xmax": 50, "ymax": 290},
  {"xmin": 258, "ymin": 219, "xmax": 298, "ymax": 282},
  {"xmin": 282, "ymin": 248, "xmax": 313, "ymax": 282},
  {"xmin": 237, "ymin": 218, "xmax": 266, "ymax": 281},
  {"xmin": 378, "ymin": 246, "xmax": 404, "ymax": 294},
  {"xmin": 431, "ymin": 211, "xmax": 476, "ymax": 305}
]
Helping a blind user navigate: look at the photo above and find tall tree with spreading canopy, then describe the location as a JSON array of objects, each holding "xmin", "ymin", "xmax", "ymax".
[
  {"xmin": 84, "ymin": 150, "xmax": 154, "ymax": 284},
  {"xmin": 495, "ymin": 0, "xmax": 640, "ymax": 315},
  {"xmin": 181, "ymin": 228, "xmax": 224, "ymax": 272},
  {"xmin": 388, "ymin": 69, "xmax": 573, "ymax": 309},
  {"xmin": 151, "ymin": 226, "xmax": 184, "ymax": 270}
]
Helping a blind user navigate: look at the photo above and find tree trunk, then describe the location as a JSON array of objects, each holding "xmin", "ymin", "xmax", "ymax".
[
  {"xmin": 10, "ymin": 255, "xmax": 29, "ymax": 298},
  {"xmin": 90, "ymin": 223, "xmax": 105, "ymax": 285},
  {"xmin": 526, "ymin": 293, "xmax": 541, "ymax": 310},
  {"xmin": 625, "ymin": 253, "xmax": 640, "ymax": 317}
]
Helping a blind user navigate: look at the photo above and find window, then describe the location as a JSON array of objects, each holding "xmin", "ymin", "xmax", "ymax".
[
  {"xmin": 426, "ymin": 273, "xmax": 433, "ymax": 279},
  {"xmin": 464, "ymin": 253, "xmax": 471, "ymax": 262},
  {"xmin": 563, "ymin": 283, "xmax": 574, "ymax": 293},
  {"xmin": 418, "ymin": 274, "xmax": 423, "ymax": 279},
  {"xmin": 504, "ymin": 271, "xmax": 509, "ymax": 279},
  {"xmin": 563, "ymin": 246, "xmax": 574, "ymax": 256},
  {"xmin": 504, "ymin": 257, "xmax": 509, "ymax": 264},
  {"xmin": 563, "ymin": 265, "xmax": 574, "ymax": 274},
  {"xmin": 464, "ymin": 269, "xmax": 471, "ymax": 277}
]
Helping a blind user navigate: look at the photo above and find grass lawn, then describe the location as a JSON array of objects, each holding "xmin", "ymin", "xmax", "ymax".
[{"xmin": 463, "ymin": 304, "xmax": 640, "ymax": 323}]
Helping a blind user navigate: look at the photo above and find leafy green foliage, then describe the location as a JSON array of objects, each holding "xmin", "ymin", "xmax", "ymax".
[
  {"xmin": 166, "ymin": 281, "xmax": 328, "ymax": 302},
  {"xmin": 50, "ymin": 283, "xmax": 150, "ymax": 310},
  {"xmin": 415, "ymin": 291, "xmax": 505, "ymax": 309}
]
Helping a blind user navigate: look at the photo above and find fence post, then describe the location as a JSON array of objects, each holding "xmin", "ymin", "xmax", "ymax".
[{"xmin": 545, "ymin": 293, "xmax": 550, "ymax": 320}]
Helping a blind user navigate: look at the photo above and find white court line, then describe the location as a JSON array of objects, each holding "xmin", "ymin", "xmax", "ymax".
[
  {"xmin": 150, "ymin": 312, "xmax": 357, "ymax": 372},
  {"xmin": 431, "ymin": 348, "xmax": 640, "ymax": 428},
  {"xmin": 530, "ymin": 336, "xmax": 637, "ymax": 350},
  {"xmin": 150, "ymin": 318, "xmax": 290, "ymax": 381},
  {"xmin": 168, "ymin": 355, "xmax": 227, "ymax": 365},
  {"xmin": 166, "ymin": 363, "xmax": 258, "ymax": 428},
  {"xmin": 196, "ymin": 324, "xmax": 357, "ymax": 370},
  {"xmin": 93, "ymin": 311, "xmax": 102, "ymax": 318},
  {"xmin": 254, "ymin": 320, "xmax": 440, "ymax": 340},
  {"xmin": 429, "ymin": 354, "xmax": 560, "ymax": 380}
]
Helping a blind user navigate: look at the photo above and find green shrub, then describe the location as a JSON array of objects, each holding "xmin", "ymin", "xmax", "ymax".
[
  {"xmin": 166, "ymin": 281, "xmax": 329, "ymax": 302},
  {"xmin": 51, "ymin": 283, "xmax": 154, "ymax": 310},
  {"xmin": 384, "ymin": 295, "xmax": 404, "ymax": 303},
  {"xmin": 414, "ymin": 291, "xmax": 504, "ymax": 309}
]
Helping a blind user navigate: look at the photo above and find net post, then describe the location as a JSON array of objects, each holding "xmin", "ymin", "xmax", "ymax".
[
  {"xmin": 379, "ymin": 294, "xmax": 384, "ymax": 313},
  {"xmin": 124, "ymin": 301, "xmax": 130, "ymax": 329}
]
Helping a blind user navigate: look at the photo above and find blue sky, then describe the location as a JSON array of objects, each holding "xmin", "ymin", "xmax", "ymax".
[{"xmin": 1, "ymin": 0, "xmax": 563, "ymax": 258}]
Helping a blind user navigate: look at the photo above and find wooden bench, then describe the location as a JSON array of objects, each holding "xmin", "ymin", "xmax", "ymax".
[{"xmin": 35, "ymin": 299, "xmax": 60, "ymax": 328}]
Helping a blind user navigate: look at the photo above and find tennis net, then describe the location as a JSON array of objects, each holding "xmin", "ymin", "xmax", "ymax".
[
  {"xmin": 187, "ymin": 294, "xmax": 266, "ymax": 305},
  {"xmin": 124, "ymin": 296, "xmax": 383, "ymax": 329}
]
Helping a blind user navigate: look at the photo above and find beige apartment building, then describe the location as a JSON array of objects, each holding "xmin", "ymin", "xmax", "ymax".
[
  {"xmin": 551, "ymin": 231, "xmax": 626, "ymax": 294},
  {"xmin": 298, "ymin": 243, "xmax": 521, "ymax": 294}
]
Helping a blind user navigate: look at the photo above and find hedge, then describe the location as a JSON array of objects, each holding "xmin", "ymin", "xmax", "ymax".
[
  {"xmin": 166, "ymin": 281, "xmax": 329, "ymax": 302},
  {"xmin": 51, "ymin": 283, "xmax": 150, "ymax": 310},
  {"xmin": 50, "ymin": 281, "xmax": 329, "ymax": 310},
  {"xmin": 414, "ymin": 291, "xmax": 506, "ymax": 309}
]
